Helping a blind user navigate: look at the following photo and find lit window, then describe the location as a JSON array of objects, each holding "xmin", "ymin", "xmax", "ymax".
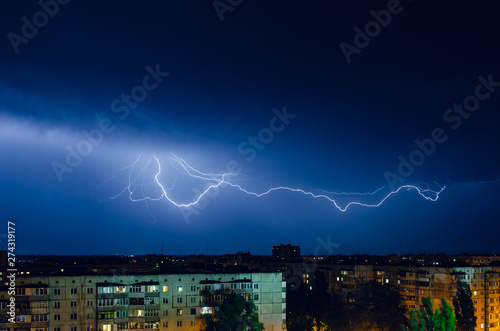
[
  {"xmin": 201, "ymin": 307, "xmax": 213, "ymax": 314},
  {"xmin": 177, "ymin": 286, "xmax": 182, "ymax": 292},
  {"xmin": 177, "ymin": 309, "xmax": 182, "ymax": 316},
  {"xmin": 162, "ymin": 286, "xmax": 168, "ymax": 292}
]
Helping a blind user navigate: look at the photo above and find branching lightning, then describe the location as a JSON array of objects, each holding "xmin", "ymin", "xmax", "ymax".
[{"xmin": 106, "ymin": 154, "xmax": 446, "ymax": 213}]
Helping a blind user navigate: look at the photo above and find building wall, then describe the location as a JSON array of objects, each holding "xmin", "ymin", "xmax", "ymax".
[{"xmin": 0, "ymin": 272, "xmax": 285, "ymax": 331}]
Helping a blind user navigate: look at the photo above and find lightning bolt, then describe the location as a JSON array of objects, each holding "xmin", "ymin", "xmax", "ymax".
[{"xmin": 105, "ymin": 154, "xmax": 446, "ymax": 213}]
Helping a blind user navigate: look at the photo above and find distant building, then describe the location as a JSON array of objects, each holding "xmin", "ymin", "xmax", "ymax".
[
  {"xmin": 272, "ymin": 244, "xmax": 300, "ymax": 263},
  {"xmin": 0, "ymin": 272, "xmax": 285, "ymax": 331}
]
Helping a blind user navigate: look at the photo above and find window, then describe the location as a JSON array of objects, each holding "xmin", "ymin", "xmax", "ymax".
[
  {"xmin": 162, "ymin": 298, "xmax": 168, "ymax": 304},
  {"xmin": 129, "ymin": 298, "xmax": 145, "ymax": 305},
  {"xmin": 253, "ymin": 294, "xmax": 259, "ymax": 301},
  {"xmin": 71, "ymin": 327, "xmax": 77, "ymax": 331},
  {"xmin": 71, "ymin": 313, "xmax": 77, "ymax": 320},
  {"xmin": 116, "ymin": 311, "xmax": 129, "ymax": 318},
  {"xmin": 176, "ymin": 297, "xmax": 182, "ymax": 303},
  {"xmin": 71, "ymin": 288, "xmax": 77, "ymax": 295},
  {"xmin": 99, "ymin": 299, "xmax": 115, "ymax": 307},
  {"xmin": 176, "ymin": 321, "xmax": 182, "ymax": 327},
  {"xmin": 99, "ymin": 312, "xmax": 115, "ymax": 319},
  {"xmin": 115, "ymin": 298, "xmax": 129, "ymax": 306},
  {"xmin": 54, "ymin": 301, "xmax": 60, "ymax": 308},
  {"xmin": 87, "ymin": 313, "xmax": 93, "ymax": 320},
  {"xmin": 190, "ymin": 321, "xmax": 195, "ymax": 326},
  {"xmin": 144, "ymin": 322, "xmax": 159, "ymax": 329},
  {"xmin": 130, "ymin": 285, "xmax": 141, "ymax": 293},
  {"xmin": 32, "ymin": 314, "xmax": 48, "ymax": 322},
  {"xmin": 16, "ymin": 315, "xmax": 27, "ymax": 322},
  {"xmin": 116, "ymin": 286, "xmax": 126, "ymax": 293},
  {"xmin": 145, "ymin": 310, "xmax": 159, "ymax": 317},
  {"xmin": 35, "ymin": 288, "xmax": 48, "ymax": 295},
  {"xmin": 87, "ymin": 300, "xmax": 93, "ymax": 307},
  {"xmin": 162, "ymin": 322, "xmax": 168, "ymax": 328},
  {"xmin": 190, "ymin": 297, "xmax": 196, "ymax": 303},
  {"xmin": 54, "ymin": 288, "xmax": 60, "ymax": 295},
  {"xmin": 190, "ymin": 308, "xmax": 196, "ymax": 315},
  {"xmin": 190, "ymin": 285, "xmax": 196, "ymax": 291},
  {"xmin": 71, "ymin": 301, "xmax": 77, "ymax": 307},
  {"xmin": 117, "ymin": 323, "xmax": 129, "ymax": 330},
  {"xmin": 145, "ymin": 297, "xmax": 159, "ymax": 305},
  {"xmin": 254, "ymin": 283, "xmax": 259, "ymax": 289},
  {"xmin": 54, "ymin": 314, "xmax": 60, "ymax": 321},
  {"xmin": 54, "ymin": 328, "xmax": 60, "ymax": 331},
  {"xmin": 145, "ymin": 286, "xmax": 158, "ymax": 292},
  {"xmin": 201, "ymin": 307, "xmax": 213, "ymax": 315},
  {"xmin": 162, "ymin": 310, "xmax": 168, "ymax": 316},
  {"xmin": 177, "ymin": 286, "xmax": 183, "ymax": 292},
  {"xmin": 87, "ymin": 288, "xmax": 93, "ymax": 294},
  {"xmin": 176, "ymin": 309, "xmax": 182, "ymax": 316},
  {"xmin": 162, "ymin": 286, "xmax": 168, "ymax": 292}
]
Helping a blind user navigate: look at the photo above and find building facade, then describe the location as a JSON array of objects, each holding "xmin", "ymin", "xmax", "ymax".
[
  {"xmin": 315, "ymin": 264, "xmax": 500, "ymax": 330},
  {"xmin": 0, "ymin": 273, "xmax": 285, "ymax": 331}
]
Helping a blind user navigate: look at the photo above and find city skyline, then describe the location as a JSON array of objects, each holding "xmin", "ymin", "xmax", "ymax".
[{"xmin": 1, "ymin": 1, "xmax": 500, "ymax": 255}]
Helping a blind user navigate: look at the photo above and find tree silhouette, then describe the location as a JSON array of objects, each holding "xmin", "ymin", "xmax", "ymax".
[
  {"xmin": 453, "ymin": 281, "xmax": 476, "ymax": 331},
  {"xmin": 203, "ymin": 293, "xmax": 264, "ymax": 331}
]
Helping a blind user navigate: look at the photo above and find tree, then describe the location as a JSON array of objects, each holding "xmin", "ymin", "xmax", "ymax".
[
  {"xmin": 356, "ymin": 280, "xmax": 407, "ymax": 331},
  {"xmin": 405, "ymin": 297, "xmax": 456, "ymax": 331},
  {"xmin": 453, "ymin": 281, "xmax": 476, "ymax": 331},
  {"xmin": 203, "ymin": 293, "xmax": 264, "ymax": 331}
]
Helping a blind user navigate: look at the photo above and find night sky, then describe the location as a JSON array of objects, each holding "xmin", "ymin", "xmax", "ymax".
[{"xmin": 1, "ymin": 1, "xmax": 500, "ymax": 255}]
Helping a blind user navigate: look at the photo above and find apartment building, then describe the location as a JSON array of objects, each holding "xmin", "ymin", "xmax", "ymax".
[
  {"xmin": 317, "ymin": 264, "xmax": 500, "ymax": 330},
  {"xmin": 0, "ymin": 272, "xmax": 285, "ymax": 331}
]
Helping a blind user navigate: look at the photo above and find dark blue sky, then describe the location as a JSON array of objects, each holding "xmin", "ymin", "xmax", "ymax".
[{"xmin": 1, "ymin": 1, "xmax": 500, "ymax": 255}]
